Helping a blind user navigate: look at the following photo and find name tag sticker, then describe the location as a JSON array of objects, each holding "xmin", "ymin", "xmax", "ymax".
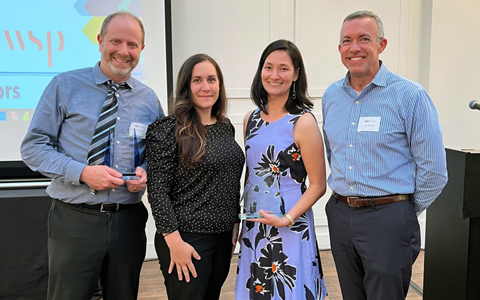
[
  {"xmin": 357, "ymin": 117, "xmax": 381, "ymax": 132},
  {"xmin": 129, "ymin": 122, "xmax": 148, "ymax": 139}
]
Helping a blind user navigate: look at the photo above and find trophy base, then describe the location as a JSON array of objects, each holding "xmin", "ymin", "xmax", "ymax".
[
  {"xmin": 239, "ymin": 213, "xmax": 284, "ymax": 220},
  {"xmin": 121, "ymin": 173, "xmax": 140, "ymax": 180}
]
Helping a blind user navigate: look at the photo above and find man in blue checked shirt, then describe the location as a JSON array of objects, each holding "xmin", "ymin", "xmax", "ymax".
[{"xmin": 322, "ymin": 10, "xmax": 447, "ymax": 300}]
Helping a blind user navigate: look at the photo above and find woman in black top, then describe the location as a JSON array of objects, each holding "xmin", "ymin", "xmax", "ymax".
[{"xmin": 146, "ymin": 53, "xmax": 245, "ymax": 300}]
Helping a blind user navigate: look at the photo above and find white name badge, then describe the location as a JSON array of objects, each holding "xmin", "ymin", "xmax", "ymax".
[
  {"xmin": 357, "ymin": 117, "xmax": 381, "ymax": 132},
  {"xmin": 129, "ymin": 122, "xmax": 148, "ymax": 139}
]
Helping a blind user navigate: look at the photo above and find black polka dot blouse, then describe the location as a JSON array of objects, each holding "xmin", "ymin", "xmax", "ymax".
[{"xmin": 146, "ymin": 116, "xmax": 245, "ymax": 234}]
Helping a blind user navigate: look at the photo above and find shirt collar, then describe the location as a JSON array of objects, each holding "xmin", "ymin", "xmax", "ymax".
[
  {"xmin": 341, "ymin": 60, "xmax": 388, "ymax": 89},
  {"xmin": 93, "ymin": 62, "xmax": 134, "ymax": 89}
]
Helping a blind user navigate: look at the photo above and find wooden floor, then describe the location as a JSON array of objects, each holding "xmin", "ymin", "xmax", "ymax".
[{"xmin": 137, "ymin": 250, "xmax": 424, "ymax": 300}]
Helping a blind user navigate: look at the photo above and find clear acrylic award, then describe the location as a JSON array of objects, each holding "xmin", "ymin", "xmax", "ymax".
[
  {"xmin": 239, "ymin": 183, "xmax": 284, "ymax": 220},
  {"xmin": 105, "ymin": 128, "xmax": 140, "ymax": 180}
]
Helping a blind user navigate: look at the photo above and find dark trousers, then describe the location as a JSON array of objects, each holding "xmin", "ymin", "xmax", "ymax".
[
  {"xmin": 47, "ymin": 199, "xmax": 148, "ymax": 300},
  {"xmin": 155, "ymin": 230, "xmax": 233, "ymax": 300},
  {"xmin": 326, "ymin": 195, "xmax": 420, "ymax": 300}
]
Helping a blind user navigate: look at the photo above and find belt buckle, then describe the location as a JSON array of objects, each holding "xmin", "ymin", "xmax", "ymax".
[
  {"xmin": 346, "ymin": 197, "xmax": 360, "ymax": 207},
  {"xmin": 100, "ymin": 203, "xmax": 119, "ymax": 212}
]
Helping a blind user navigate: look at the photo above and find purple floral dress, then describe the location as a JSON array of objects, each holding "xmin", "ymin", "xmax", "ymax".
[{"xmin": 235, "ymin": 108, "xmax": 327, "ymax": 300}]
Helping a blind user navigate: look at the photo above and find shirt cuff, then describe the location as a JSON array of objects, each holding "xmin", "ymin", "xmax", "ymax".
[{"xmin": 65, "ymin": 160, "xmax": 87, "ymax": 185}]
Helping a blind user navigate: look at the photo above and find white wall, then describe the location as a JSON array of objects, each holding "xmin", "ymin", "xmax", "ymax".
[
  {"xmin": 167, "ymin": 0, "xmax": 429, "ymax": 251},
  {"xmin": 143, "ymin": 0, "xmax": 479, "ymax": 256},
  {"xmin": 429, "ymin": 0, "xmax": 480, "ymax": 150},
  {"xmin": 142, "ymin": 1, "xmax": 167, "ymax": 259}
]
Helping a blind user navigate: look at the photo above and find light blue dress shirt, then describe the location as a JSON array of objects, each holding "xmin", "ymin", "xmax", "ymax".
[
  {"xmin": 322, "ymin": 62, "xmax": 447, "ymax": 213},
  {"xmin": 21, "ymin": 62, "xmax": 164, "ymax": 204}
]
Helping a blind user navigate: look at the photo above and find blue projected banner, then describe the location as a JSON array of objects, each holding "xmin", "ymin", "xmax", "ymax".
[
  {"xmin": 2, "ymin": 0, "xmax": 145, "ymax": 109},
  {"xmin": 1, "ymin": 0, "xmax": 165, "ymax": 161}
]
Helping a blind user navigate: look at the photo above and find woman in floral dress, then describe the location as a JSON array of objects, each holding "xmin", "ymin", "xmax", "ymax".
[{"xmin": 235, "ymin": 39, "xmax": 327, "ymax": 300}]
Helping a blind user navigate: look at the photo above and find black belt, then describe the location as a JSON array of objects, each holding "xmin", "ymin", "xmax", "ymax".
[
  {"xmin": 333, "ymin": 193, "xmax": 410, "ymax": 208},
  {"xmin": 65, "ymin": 202, "xmax": 136, "ymax": 212}
]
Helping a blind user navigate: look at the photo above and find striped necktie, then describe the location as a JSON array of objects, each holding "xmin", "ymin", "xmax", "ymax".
[{"xmin": 87, "ymin": 80, "xmax": 127, "ymax": 166}]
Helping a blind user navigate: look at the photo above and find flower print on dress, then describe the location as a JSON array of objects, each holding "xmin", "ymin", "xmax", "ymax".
[
  {"xmin": 304, "ymin": 284, "xmax": 315, "ymax": 300},
  {"xmin": 287, "ymin": 109, "xmax": 307, "ymax": 126},
  {"xmin": 254, "ymin": 145, "xmax": 288, "ymax": 188},
  {"xmin": 254, "ymin": 223, "xmax": 282, "ymax": 250},
  {"xmin": 242, "ymin": 221, "xmax": 296, "ymax": 299},
  {"xmin": 278, "ymin": 142, "xmax": 307, "ymax": 185},
  {"xmin": 288, "ymin": 213, "xmax": 310, "ymax": 241},
  {"xmin": 246, "ymin": 262, "xmax": 273, "ymax": 299},
  {"xmin": 304, "ymin": 276, "xmax": 327, "ymax": 300},
  {"xmin": 242, "ymin": 226, "xmax": 267, "ymax": 255},
  {"xmin": 244, "ymin": 216, "xmax": 256, "ymax": 233},
  {"xmin": 243, "ymin": 222, "xmax": 282, "ymax": 254},
  {"xmin": 257, "ymin": 243, "xmax": 297, "ymax": 299},
  {"xmin": 246, "ymin": 109, "xmax": 267, "ymax": 141}
]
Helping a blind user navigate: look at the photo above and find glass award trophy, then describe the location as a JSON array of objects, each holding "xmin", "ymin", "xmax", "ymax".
[
  {"xmin": 105, "ymin": 128, "xmax": 140, "ymax": 180},
  {"xmin": 239, "ymin": 183, "xmax": 284, "ymax": 220}
]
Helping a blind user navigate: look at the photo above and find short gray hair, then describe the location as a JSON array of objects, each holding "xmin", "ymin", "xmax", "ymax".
[{"xmin": 342, "ymin": 10, "xmax": 384, "ymax": 43}]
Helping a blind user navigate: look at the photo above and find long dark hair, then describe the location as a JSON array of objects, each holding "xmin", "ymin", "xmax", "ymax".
[
  {"xmin": 173, "ymin": 53, "xmax": 227, "ymax": 169},
  {"xmin": 251, "ymin": 39, "xmax": 313, "ymax": 114}
]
